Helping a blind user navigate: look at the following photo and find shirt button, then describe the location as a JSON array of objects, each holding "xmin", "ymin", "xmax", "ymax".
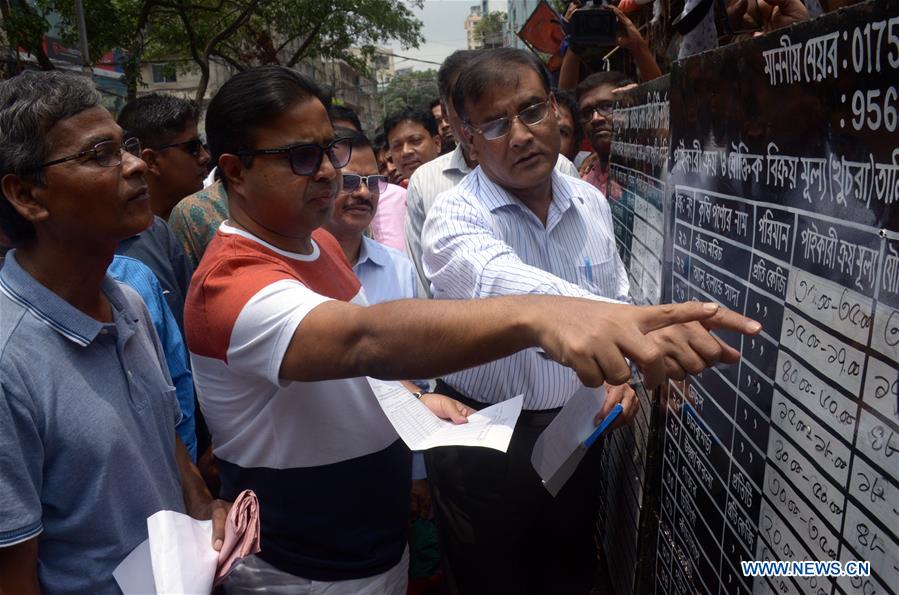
[{"xmin": 127, "ymin": 370, "xmax": 134, "ymax": 379}]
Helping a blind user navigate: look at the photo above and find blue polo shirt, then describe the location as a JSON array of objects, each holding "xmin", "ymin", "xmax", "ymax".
[
  {"xmin": 352, "ymin": 236, "xmax": 419, "ymax": 304},
  {"xmin": 0, "ymin": 251, "xmax": 184, "ymax": 594}
]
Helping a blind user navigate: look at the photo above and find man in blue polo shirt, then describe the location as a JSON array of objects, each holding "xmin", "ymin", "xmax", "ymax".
[{"xmin": 0, "ymin": 70, "xmax": 228, "ymax": 593}]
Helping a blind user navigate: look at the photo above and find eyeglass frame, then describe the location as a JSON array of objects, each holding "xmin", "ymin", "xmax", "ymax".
[
  {"xmin": 235, "ymin": 137, "xmax": 353, "ymax": 176},
  {"xmin": 579, "ymin": 102, "xmax": 616, "ymax": 122},
  {"xmin": 31, "ymin": 137, "xmax": 142, "ymax": 171},
  {"xmin": 149, "ymin": 137, "xmax": 207, "ymax": 158},
  {"xmin": 465, "ymin": 97, "xmax": 554, "ymax": 141},
  {"xmin": 341, "ymin": 173, "xmax": 389, "ymax": 195}
]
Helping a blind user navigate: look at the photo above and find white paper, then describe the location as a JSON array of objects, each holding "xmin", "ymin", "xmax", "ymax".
[
  {"xmin": 113, "ymin": 538, "xmax": 156, "ymax": 594},
  {"xmin": 148, "ymin": 510, "xmax": 218, "ymax": 594},
  {"xmin": 367, "ymin": 377, "xmax": 522, "ymax": 452},
  {"xmin": 113, "ymin": 510, "xmax": 218, "ymax": 595},
  {"xmin": 531, "ymin": 386, "xmax": 607, "ymax": 496}
]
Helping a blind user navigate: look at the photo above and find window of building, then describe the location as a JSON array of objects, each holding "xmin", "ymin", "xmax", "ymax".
[{"xmin": 151, "ymin": 64, "xmax": 177, "ymax": 83}]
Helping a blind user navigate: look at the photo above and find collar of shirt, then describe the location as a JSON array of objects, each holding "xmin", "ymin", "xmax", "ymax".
[
  {"xmin": 356, "ymin": 235, "xmax": 390, "ymax": 269},
  {"xmin": 0, "ymin": 250, "xmax": 138, "ymax": 347},
  {"xmin": 447, "ymin": 145, "xmax": 472, "ymax": 175},
  {"xmin": 472, "ymin": 166, "xmax": 583, "ymax": 230}
]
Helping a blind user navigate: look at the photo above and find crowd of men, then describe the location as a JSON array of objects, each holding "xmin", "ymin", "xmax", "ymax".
[{"xmin": 0, "ymin": 29, "xmax": 764, "ymax": 594}]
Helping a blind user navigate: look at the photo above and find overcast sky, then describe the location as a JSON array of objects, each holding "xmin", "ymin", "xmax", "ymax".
[{"xmin": 387, "ymin": 0, "xmax": 508, "ymax": 71}]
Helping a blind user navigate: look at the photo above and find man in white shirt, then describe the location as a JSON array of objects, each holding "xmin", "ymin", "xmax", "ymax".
[
  {"xmin": 422, "ymin": 48, "xmax": 752, "ymax": 594},
  {"xmin": 404, "ymin": 49, "xmax": 581, "ymax": 297}
]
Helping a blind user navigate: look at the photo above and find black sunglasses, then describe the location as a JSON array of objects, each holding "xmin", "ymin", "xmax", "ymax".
[
  {"xmin": 342, "ymin": 174, "xmax": 388, "ymax": 195},
  {"xmin": 151, "ymin": 138, "xmax": 206, "ymax": 158},
  {"xmin": 237, "ymin": 137, "xmax": 353, "ymax": 176}
]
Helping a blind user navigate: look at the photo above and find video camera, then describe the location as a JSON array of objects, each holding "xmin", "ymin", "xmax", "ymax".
[{"xmin": 566, "ymin": 0, "xmax": 617, "ymax": 49}]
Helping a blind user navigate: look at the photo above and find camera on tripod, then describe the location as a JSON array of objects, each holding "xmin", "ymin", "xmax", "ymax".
[{"xmin": 566, "ymin": 0, "xmax": 618, "ymax": 51}]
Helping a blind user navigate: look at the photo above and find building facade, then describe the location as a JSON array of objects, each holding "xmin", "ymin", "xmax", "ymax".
[
  {"xmin": 464, "ymin": 5, "xmax": 484, "ymax": 49},
  {"xmin": 506, "ymin": 0, "xmax": 544, "ymax": 50}
]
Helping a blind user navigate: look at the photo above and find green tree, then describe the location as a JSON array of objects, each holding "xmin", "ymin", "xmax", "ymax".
[
  {"xmin": 377, "ymin": 69, "xmax": 437, "ymax": 118},
  {"xmin": 153, "ymin": 0, "xmax": 424, "ymax": 102},
  {"xmin": 1, "ymin": 0, "xmax": 64, "ymax": 71},
  {"xmin": 2, "ymin": 0, "xmax": 424, "ymax": 102},
  {"xmin": 2, "ymin": 0, "xmax": 167, "ymax": 98},
  {"xmin": 473, "ymin": 10, "xmax": 506, "ymax": 47}
]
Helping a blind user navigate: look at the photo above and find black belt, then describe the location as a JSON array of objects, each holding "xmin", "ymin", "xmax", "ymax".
[{"xmin": 435, "ymin": 379, "xmax": 562, "ymax": 426}]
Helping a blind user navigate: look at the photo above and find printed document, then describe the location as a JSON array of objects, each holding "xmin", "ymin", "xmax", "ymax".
[{"xmin": 367, "ymin": 377, "xmax": 522, "ymax": 452}]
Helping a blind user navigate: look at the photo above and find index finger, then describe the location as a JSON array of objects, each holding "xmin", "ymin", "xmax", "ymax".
[
  {"xmin": 700, "ymin": 307, "xmax": 763, "ymax": 335},
  {"xmin": 635, "ymin": 301, "xmax": 722, "ymax": 334}
]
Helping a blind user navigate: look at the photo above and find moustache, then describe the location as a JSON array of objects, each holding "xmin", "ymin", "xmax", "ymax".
[{"xmin": 344, "ymin": 199, "xmax": 374, "ymax": 210}]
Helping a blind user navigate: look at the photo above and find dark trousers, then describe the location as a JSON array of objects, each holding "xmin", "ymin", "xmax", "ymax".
[{"xmin": 425, "ymin": 380, "xmax": 604, "ymax": 595}]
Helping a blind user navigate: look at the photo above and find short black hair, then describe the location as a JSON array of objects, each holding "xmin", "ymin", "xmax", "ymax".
[
  {"xmin": 334, "ymin": 127, "xmax": 375, "ymax": 160},
  {"xmin": 383, "ymin": 107, "xmax": 438, "ymax": 144},
  {"xmin": 575, "ymin": 71, "xmax": 634, "ymax": 103},
  {"xmin": 372, "ymin": 132, "xmax": 387, "ymax": 153},
  {"xmin": 554, "ymin": 89, "xmax": 584, "ymax": 147},
  {"xmin": 328, "ymin": 104, "xmax": 362, "ymax": 132},
  {"xmin": 438, "ymin": 49, "xmax": 480, "ymax": 101},
  {"xmin": 452, "ymin": 48, "xmax": 551, "ymax": 124},
  {"xmin": 117, "ymin": 93, "xmax": 200, "ymax": 148},
  {"xmin": 429, "ymin": 97, "xmax": 441, "ymax": 111},
  {"xmin": 205, "ymin": 66, "xmax": 330, "ymax": 172}
]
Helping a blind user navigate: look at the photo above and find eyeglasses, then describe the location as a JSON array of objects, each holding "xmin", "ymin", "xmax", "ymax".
[
  {"xmin": 237, "ymin": 137, "xmax": 352, "ymax": 176},
  {"xmin": 342, "ymin": 174, "xmax": 388, "ymax": 195},
  {"xmin": 34, "ymin": 137, "xmax": 142, "ymax": 170},
  {"xmin": 466, "ymin": 98, "xmax": 552, "ymax": 141},
  {"xmin": 579, "ymin": 102, "xmax": 616, "ymax": 122},
  {"xmin": 151, "ymin": 138, "xmax": 206, "ymax": 158}
]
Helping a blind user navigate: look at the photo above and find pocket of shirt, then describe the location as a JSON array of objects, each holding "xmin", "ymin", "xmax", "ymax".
[{"xmin": 576, "ymin": 255, "xmax": 618, "ymax": 298}]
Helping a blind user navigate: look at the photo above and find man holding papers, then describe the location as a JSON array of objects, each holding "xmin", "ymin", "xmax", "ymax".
[
  {"xmin": 421, "ymin": 48, "xmax": 757, "ymax": 594},
  {"xmin": 183, "ymin": 66, "xmax": 760, "ymax": 593},
  {"xmin": 0, "ymin": 71, "xmax": 228, "ymax": 593}
]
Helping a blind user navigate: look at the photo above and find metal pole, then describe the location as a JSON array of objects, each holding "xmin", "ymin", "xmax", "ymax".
[{"xmin": 73, "ymin": 0, "xmax": 92, "ymax": 76}]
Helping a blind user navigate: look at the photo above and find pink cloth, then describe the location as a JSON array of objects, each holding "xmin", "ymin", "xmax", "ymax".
[
  {"xmin": 581, "ymin": 162, "xmax": 623, "ymax": 201},
  {"xmin": 214, "ymin": 490, "xmax": 261, "ymax": 586},
  {"xmin": 370, "ymin": 183, "xmax": 408, "ymax": 252}
]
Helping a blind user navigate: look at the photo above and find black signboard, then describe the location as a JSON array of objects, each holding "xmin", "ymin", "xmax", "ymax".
[
  {"xmin": 655, "ymin": 1, "xmax": 899, "ymax": 594},
  {"xmin": 602, "ymin": 75, "xmax": 670, "ymax": 594}
]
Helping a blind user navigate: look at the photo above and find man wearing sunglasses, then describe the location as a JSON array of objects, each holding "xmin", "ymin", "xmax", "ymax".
[
  {"xmin": 323, "ymin": 130, "xmax": 418, "ymax": 304},
  {"xmin": 183, "ymin": 65, "xmax": 760, "ymax": 593},
  {"xmin": 118, "ymin": 93, "xmax": 211, "ymax": 221},
  {"xmin": 421, "ymin": 48, "xmax": 758, "ymax": 593},
  {"xmin": 0, "ymin": 70, "xmax": 228, "ymax": 593}
]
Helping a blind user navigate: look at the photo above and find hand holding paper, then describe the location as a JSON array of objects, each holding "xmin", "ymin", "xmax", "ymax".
[
  {"xmin": 531, "ymin": 386, "xmax": 623, "ymax": 496},
  {"xmin": 113, "ymin": 490, "xmax": 261, "ymax": 594},
  {"xmin": 367, "ymin": 378, "xmax": 522, "ymax": 452}
]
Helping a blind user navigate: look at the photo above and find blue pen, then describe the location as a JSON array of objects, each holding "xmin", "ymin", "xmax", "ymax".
[
  {"xmin": 583, "ymin": 403, "xmax": 623, "ymax": 449},
  {"xmin": 584, "ymin": 256, "xmax": 593, "ymax": 283}
]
